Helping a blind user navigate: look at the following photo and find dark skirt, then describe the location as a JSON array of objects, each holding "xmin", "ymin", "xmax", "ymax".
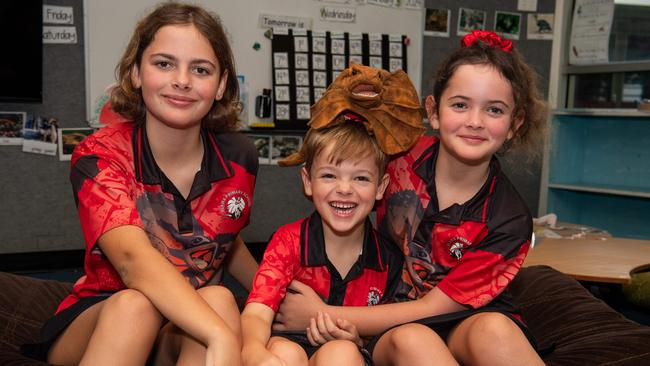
[
  {"xmin": 366, "ymin": 307, "xmax": 544, "ymax": 357},
  {"xmin": 21, "ymin": 295, "xmax": 109, "ymax": 361}
]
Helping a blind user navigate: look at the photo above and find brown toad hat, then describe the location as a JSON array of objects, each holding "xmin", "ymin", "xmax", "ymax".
[{"xmin": 279, "ymin": 64, "xmax": 424, "ymax": 167}]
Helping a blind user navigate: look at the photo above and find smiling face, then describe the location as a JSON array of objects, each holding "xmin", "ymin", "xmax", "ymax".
[
  {"xmin": 426, "ymin": 64, "xmax": 522, "ymax": 166},
  {"xmin": 131, "ymin": 24, "xmax": 227, "ymax": 131},
  {"xmin": 302, "ymin": 144, "xmax": 389, "ymax": 241}
]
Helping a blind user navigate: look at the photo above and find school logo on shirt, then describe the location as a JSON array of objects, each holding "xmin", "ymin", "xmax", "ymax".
[
  {"xmin": 220, "ymin": 190, "xmax": 251, "ymax": 219},
  {"xmin": 447, "ymin": 236, "xmax": 472, "ymax": 260},
  {"xmin": 367, "ymin": 287, "xmax": 383, "ymax": 306}
]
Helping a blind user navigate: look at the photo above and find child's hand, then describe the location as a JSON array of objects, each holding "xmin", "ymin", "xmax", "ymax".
[
  {"xmin": 306, "ymin": 312, "xmax": 363, "ymax": 348},
  {"xmin": 274, "ymin": 280, "xmax": 326, "ymax": 331}
]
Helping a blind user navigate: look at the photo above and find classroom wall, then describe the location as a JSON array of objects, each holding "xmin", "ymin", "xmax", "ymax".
[{"xmin": 0, "ymin": 0, "xmax": 553, "ymax": 254}]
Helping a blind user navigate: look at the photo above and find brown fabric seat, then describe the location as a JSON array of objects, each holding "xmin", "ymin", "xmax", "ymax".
[{"xmin": 1, "ymin": 266, "xmax": 649, "ymax": 365}]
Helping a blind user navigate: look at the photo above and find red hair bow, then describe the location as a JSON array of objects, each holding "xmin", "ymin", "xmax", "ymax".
[{"xmin": 461, "ymin": 30, "xmax": 513, "ymax": 53}]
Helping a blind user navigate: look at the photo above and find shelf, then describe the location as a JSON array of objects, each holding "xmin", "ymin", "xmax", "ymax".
[
  {"xmin": 547, "ymin": 189, "xmax": 650, "ymax": 240},
  {"xmin": 553, "ymin": 109, "xmax": 650, "ymax": 117},
  {"xmin": 548, "ymin": 183, "xmax": 650, "ymax": 199}
]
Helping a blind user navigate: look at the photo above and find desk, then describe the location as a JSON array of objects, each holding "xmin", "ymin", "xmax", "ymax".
[{"xmin": 523, "ymin": 237, "xmax": 650, "ymax": 284}]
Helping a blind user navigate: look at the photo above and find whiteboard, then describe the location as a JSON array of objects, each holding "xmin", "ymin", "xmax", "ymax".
[{"xmin": 83, "ymin": 0, "xmax": 424, "ymax": 124}]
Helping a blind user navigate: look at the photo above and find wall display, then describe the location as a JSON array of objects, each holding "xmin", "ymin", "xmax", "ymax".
[
  {"xmin": 495, "ymin": 11, "xmax": 522, "ymax": 40},
  {"xmin": 58, "ymin": 128, "xmax": 94, "ymax": 161},
  {"xmin": 424, "ymin": 8, "xmax": 451, "ymax": 37},
  {"xmin": 270, "ymin": 29, "xmax": 408, "ymax": 130},
  {"xmin": 22, "ymin": 117, "xmax": 59, "ymax": 156},
  {"xmin": 0, "ymin": 111, "xmax": 26, "ymax": 145},
  {"xmin": 248, "ymin": 134, "xmax": 272, "ymax": 164},
  {"xmin": 271, "ymin": 135, "xmax": 302, "ymax": 164},
  {"xmin": 458, "ymin": 8, "xmax": 486, "ymax": 36},
  {"xmin": 527, "ymin": 13, "xmax": 554, "ymax": 40}
]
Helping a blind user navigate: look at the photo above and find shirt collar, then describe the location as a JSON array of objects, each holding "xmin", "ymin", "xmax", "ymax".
[
  {"xmin": 132, "ymin": 125, "xmax": 233, "ymax": 192},
  {"xmin": 300, "ymin": 211, "xmax": 386, "ymax": 272},
  {"xmin": 411, "ymin": 139, "xmax": 501, "ymax": 225}
]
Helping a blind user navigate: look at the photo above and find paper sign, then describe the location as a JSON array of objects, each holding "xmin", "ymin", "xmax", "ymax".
[
  {"xmin": 258, "ymin": 14, "xmax": 312, "ymax": 29},
  {"xmin": 43, "ymin": 26, "xmax": 77, "ymax": 44},
  {"xmin": 517, "ymin": 0, "xmax": 538, "ymax": 12},
  {"xmin": 43, "ymin": 5, "xmax": 73, "ymax": 24},
  {"xmin": 320, "ymin": 6, "xmax": 356, "ymax": 23},
  {"xmin": 569, "ymin": 0, "xmax": 614, "ymax": 65}
]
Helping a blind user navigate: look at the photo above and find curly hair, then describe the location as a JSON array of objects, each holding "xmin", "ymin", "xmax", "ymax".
[
  {"xmin": 110, "ymin": 2, "xmax": 240, "ymax": 132},
  {"xmin": 432, "ymin": 40, "xmax": 548, "ymax": 159}
]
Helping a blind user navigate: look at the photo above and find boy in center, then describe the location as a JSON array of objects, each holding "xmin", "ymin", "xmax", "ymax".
[{"xmin": 241, "ymin": 65, "xmax": 424, "ymax": 366}]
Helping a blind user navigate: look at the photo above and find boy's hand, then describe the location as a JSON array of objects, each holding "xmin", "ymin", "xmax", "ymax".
[
  {"xmin": 306, "ymin": 312, "xmax": 363, "ymax": 348},
  {"xmin": 274, "ymin": 280, "xmax": 326, "ymax": 331}
]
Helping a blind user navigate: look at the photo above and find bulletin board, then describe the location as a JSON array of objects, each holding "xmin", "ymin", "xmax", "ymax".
[{"xmin": 270, "ymin": 29, "xmax": 408, "ymax": 130}]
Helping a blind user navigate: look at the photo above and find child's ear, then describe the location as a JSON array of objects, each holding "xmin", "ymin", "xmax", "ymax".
[
  {"xmin": 375, "ymin": 173, "xmax": 390, "ymax": 201},
  {"xmin": 300, "ymin": 166, "xmax": 313, "ymax": 197},
  {"xmin": 130, "ymin": 64, "xmax": 142, "ymax": 89},
  {"xmin": 508, "ymin": 113, "xmax": 525, "ymax": 140},
  {"xmin": 425, "ymin": 95, "xmax": 440, "ymax": 130},
  {"xmin": 215, "ymin": 70, "xmax": 228, "ymax": 101}
]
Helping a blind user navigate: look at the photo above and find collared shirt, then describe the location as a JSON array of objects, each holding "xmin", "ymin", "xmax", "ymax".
[
  {"xmin": 247, "ymin": 211, "xmax": 403, "ymax": 312},
  {"xmin": 376, "ymin": 136, "xmax": 532, "ymax": 309},
  {"xmin": 58, "ymin": 122, "xmax": 258, "ymax": 313}
]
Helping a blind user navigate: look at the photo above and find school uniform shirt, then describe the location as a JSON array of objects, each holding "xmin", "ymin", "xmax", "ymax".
[
  {"xmin": 376, "ymin": 136, "xmax": 532, "ymax": 310},
  {"xmin": 57, "ymin": 122, "xmax": 258, "ymax": 313},
  {"xmin": 247, "ymin": 211, "xmax": 403, "ymax": 312}
]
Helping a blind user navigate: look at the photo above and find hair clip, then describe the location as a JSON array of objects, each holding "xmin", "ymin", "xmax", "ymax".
[{"xmin": 461, "ymin": 30, "xmax": 513, "ymax": 53}]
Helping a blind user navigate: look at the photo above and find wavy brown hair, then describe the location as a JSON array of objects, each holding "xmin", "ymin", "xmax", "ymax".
[
  {"xmin": 432, "ymin": 39, "xmax": 548, "ymax": 159},
  {"xmin": 110, "ymin": 2, "xmax": 240, "ymax": 131}
]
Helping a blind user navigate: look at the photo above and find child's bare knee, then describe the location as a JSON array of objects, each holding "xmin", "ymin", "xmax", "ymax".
[
  {"xmin": 197, "ymin": 285, "xmax": 237, "ymax": 309},
  {"xmin": 268, "ymin": 337, "xmax": 308, "ymax": 364},
  {"xmin": 312, "ymin": 340, "xmax": 363, "ymax": 365}
]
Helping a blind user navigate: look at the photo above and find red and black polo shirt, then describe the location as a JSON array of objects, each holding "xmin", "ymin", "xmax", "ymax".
[
  {"xmin": 58, "ymin": 122, "xmax": 257, "ymax": 313},
  {"xmin": 376, "ymin": 136, "xmax": 532, "ymax": 310},
  {"xmin": 247, "ymin": 211, "xmax": 403, "ymax": 312}
]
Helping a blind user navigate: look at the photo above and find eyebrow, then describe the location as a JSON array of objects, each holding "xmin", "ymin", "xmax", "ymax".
[
  {"xmin": 149, "ymin": 53, "xmax": 217, "ymax": 68},
  {"xmin": 447, "ymin": 95, "xmax": 511, "ymax": 108}
]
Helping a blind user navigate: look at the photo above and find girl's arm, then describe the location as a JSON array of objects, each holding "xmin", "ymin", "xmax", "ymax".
[
  {"xmin": 241, "ymin": 303, "xmax": 287, "ymax": 366},
  {"xmin": 226, "ymin": 235, "xmax": 259, "ymax": 291},
  {"xmin": 99, "ymin": 225, "xmax": 241, "ymax": 365},
  {"xmin": 274, "ymin": 280, "xmax": 466, "ymax": 336}
]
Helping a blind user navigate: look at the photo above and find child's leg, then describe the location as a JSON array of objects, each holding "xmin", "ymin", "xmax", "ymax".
[
  {"xmin": 49, "ymin": 289, "xmax": 163, "ymax": 365},
  {"xmin": 267, "ymin": 337, "xmax": 309, "ymax": 365},
  {"xmin": 173, "ymin": 285, "xmax": 242, "ymax": 366},
  {"xmin": 372, "ymin": 323, "xmax": 458, "ymax": 366},
  {"xmin": 447, "ymin": 312, "xmax": 544, "ymax": 366},
  {"xmin": 309, "ymin": 340, "xmax": 364, "ymax": 366}
]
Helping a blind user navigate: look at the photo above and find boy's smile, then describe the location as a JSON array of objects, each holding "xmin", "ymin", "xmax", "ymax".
[{"xmin": 301, "ymin": 145, "xmax": 389, "ymax": 241}]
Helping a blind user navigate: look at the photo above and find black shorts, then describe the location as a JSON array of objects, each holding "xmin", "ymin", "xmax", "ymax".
[
  {"xmin": 21, "ymin": 295, "xmax": 109, "ymax": 361},
  {"xmin": 272, "ymin": 330, "xmax": 374, "ymax": 365},
  {"xmin": 365, "ymin": 307, "xmax": 542, "ymax": 357}
]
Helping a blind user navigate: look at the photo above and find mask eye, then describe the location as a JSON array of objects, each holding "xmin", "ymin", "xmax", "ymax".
[{"xmin": 352, "ymin": 68, "xmax": 359, "ymax": 75}]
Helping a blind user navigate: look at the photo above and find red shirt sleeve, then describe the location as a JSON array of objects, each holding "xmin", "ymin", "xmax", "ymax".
[{"xmin": 246, "ymin": 225, "xmax": 300, "ymax": 312}]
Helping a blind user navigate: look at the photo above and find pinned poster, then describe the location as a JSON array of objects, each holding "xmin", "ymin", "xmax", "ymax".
[{"xmin": 569, "ymin": 0, "xmax": 614, "ymax": 65}]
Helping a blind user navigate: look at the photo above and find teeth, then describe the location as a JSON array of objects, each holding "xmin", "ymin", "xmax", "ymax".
[
  {"xmin": 330, "ymin": 202, "xmax": 356, "ymax": 210},
  {"xmin": 352, "ymin": 91, "xmax": 378, "ymax": 97}
]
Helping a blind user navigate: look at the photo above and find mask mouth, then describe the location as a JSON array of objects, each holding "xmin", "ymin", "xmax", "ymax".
[{"xmin": 351, "ymin": 83, "xmax": 379, "ymax": 99}]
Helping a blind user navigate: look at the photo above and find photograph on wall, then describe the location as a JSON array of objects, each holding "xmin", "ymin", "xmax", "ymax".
[
  {"xmin": 22, "ymin": 116, "xmax": 59, "ymax": 156},
  {"xmin": 0, "ymin": 111, "xmax": 26, "ymax": 145},
  {"xmin": 495, "ymin": 11, "xmax": 522, "ymax": 40},
  {"xmin": 457, "ymin": 8, "xmax": 486, "ymax": 36},
  {"xmin": 424, "ymin": 8, "xmax": 450, "ymax": 37},
  {"xmin": 58, "ymin": 127, "xmax": 94, "ymax": 161},
  {"xmin": 271, "ymin": 135, "xmax": 302, "ymax": 164},
  {"xmin": 527, "ymin": 13, "xmax": 554, "ymax": 40},
  {"xmin": 248, "ymin": 134, "xmax": 271, "ymax": 164}
]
